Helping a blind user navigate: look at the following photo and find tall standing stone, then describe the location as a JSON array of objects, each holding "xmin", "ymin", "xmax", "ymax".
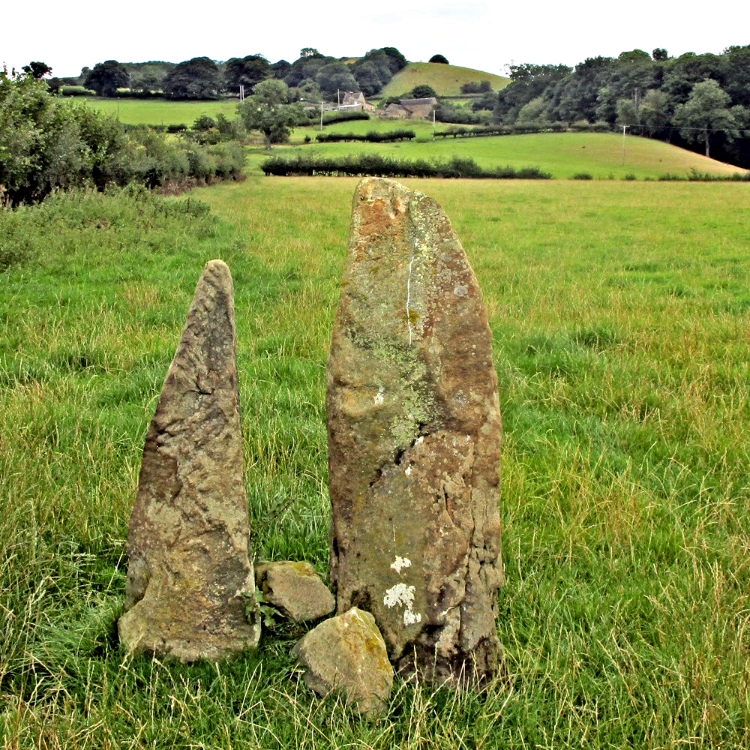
[
  {"xmin": 327, "ymin": 178, "xmax": 503, "ymax": 685},
  {"xmin": 118, "ymin": 260, "xmax": 260, "ymax": 661}
]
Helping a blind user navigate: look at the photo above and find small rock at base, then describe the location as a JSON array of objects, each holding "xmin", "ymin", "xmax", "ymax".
[
  {"xmin": 292, "ymin": 607, "xmax": 394, "ymax": 718},
  {"xmin": 255, "ymin": 561, "xmax": 335, "ymax": 622}
]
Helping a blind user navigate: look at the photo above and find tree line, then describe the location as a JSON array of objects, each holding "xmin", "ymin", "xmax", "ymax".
[
  {"xmin": 45, "ymin": 47, "xmax": 407, "ymax": 102},
  {"xmin": 488, "ymin": 47, "xmax": 750, "ymax": 166}
]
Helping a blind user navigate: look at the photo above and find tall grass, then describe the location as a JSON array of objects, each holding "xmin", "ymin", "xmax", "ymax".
[{"xmin": 0, "ymin": 177, "xmax": 748, "ymax": 747}]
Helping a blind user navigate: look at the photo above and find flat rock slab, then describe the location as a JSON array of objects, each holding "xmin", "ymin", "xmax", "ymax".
[
  {"xmin": 118, "ymin": 259, "xmax": 260, "ymax": 662},
  {"xmin": 327, "ymin": 178, "xmax": 503, "ymax": 685},
  {"xmin": 255, "ymin": 561, "xmax": 335, "ymax": 622},
  {"xmin": 293, "ymin": 607, "xmax": 393, "ymax": 718}
]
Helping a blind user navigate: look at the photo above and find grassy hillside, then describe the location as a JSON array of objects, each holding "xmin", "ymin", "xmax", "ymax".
[
  {"xmin": 273, "ymin": 129, "xmax": 743, "ymax": 180},
  {"xmin": 1, "ymin": 176, "xmax": 748, "ymax": 747},
  {"xmin": 64, "ymin": 96, "xmax": 239, "ymax": 126},
  {"xmin": 381, "ymin": 62, "xmax": 509, "ymax": 97}
]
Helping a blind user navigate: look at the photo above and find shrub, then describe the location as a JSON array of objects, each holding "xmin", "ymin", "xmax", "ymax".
[
  {"xmin": 429, "ymin": 55, "xmax": 449, "ymax": 64},
  {"xmin": 412, "ymin": 85, "xmax": 437, "ymax": 99},
  {"xmin": 572, "ymin": 173, "xmax": 593, "ymax": 180},
  {"xmin": 623, "ymin": 173, "xmax": 638, "ymax": 180}
]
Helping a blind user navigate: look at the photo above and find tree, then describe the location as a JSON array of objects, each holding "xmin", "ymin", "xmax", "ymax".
[
  {"xmin": 411, "ymin": 85, "xmax": 437, "ymax": 99},
  {"xmin": 673, "ymin": 79, "xmax": 738, "ymax": 157},
  {"xmin": 239, "ymin": 79, "xmax": 303, "ymax": 146},
  {"xmin": 163, "ymin": 57, "xmax": 221, "ymax": 99},
  {"xmin": 84, "ymin": 60, "xmax": 129, "ymax": 97},
  {"xmin": 22, "ymin": 61, "xmax": 52, "ymax": 79},
  {"xmin": 429, "ymin": 54, "xmax": 449, "ymax": 64},
  {"xmin": 224, "ymin": 55, "xmax": 270, "ymax": 94},
  {"xmin": 517, "ymin": 96, "xmax": 547, "ymax": 123},
  {"xmin": 615, "ymin": 97, "xmax": 638, "ymax": 126},
  {"xmin": 652, "ymin": 48, "xmax": 669, "ymax": 61},
  {"xmin": 640, "ymin": 89, "xmax": 671, "ymax": 133},
  {"xmin": 315, "ymin": 62, "xmax": 358, "ymax": 99},
  {"xmin": 271, "ymin": 60, "xmax": 291, "ymax": 79},
  {"xmin": 300, "ymin": 48, "xmax": 320, "ymax": 58},
  {"xmin": 381, "ymin": 47, "xmax": 408, "ymax": 73},
  {"xmin": 353, "ymin": 61, "xmax": 384, "ymax": 97}
]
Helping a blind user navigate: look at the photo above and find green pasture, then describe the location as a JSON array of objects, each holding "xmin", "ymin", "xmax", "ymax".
[
  {"xmin": 64, "ymin": 96, "xmax": 240, "ymax": 126},
  {"xmin": 1, "ymin": 174, "xmax": 748, "ymax": 747},
  {"xmin": 261, "ymin": 130, "xmax": 744, "ymax": 180},
  {"xmin": 381, "ymin": 62, "xmax": 509, "ymax": 97}
]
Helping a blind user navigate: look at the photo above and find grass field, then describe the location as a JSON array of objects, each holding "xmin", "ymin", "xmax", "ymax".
[
  {"xmin": 380, "ymin": 62, "xmax": 509, "ymax": 97},
  {"xmin": 263, "ymin": 130, "xmax": 744, "ymax": 180},
  {"xmin": 63, "ymin": 96, "xmax": 240, "ymax": 126},
  {"xmin": 1, "ymin": 174, "xmax": 748, "ymax": 747}
]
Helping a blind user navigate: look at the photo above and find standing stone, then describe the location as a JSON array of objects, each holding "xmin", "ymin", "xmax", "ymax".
[
  {"xmin": 118, "ymin": 259, "xmax": 260, "ymax": 661},
  {"xmin": 327, "ymin": 178, "xmax": 503, "ymax": 685}
]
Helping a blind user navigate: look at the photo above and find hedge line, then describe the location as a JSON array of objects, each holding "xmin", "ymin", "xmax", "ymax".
[
  {"xmin": 320, "ymin": 110, "xmax": 370, "ymax": 125},
  {"xmin": 260, "ymin": 153, "xmax": 550, "ymax": 180},
  {"xmin": 435, "ymin": 122, "xmax": 610, "ymax": 139},
  {"xmin": 316, "ymin": 129, "xmax": 415, "ymax": 143}
]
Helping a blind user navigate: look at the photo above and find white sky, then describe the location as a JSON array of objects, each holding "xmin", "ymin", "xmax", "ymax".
[{"xmin": 2, "ymin": 0, "xmax": 748, "ymax": 79}]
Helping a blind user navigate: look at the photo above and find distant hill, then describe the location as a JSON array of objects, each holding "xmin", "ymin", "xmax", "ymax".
[{"xmin": 380, "ymin": 62, "xmax": 509, "ymax": 97}]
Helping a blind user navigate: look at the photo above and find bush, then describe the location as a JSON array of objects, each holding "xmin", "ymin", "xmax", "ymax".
[
  {"xmin": 572, "ymin": 173, "xmax": 593, "ymax": 180},
  {"xmin": 623, "ymin": 173, "xmax": 638, "ymax": 180},
  {"xmin": 412, "ymin": 85, "xmax": 437, "ymax": 99},
  {"xmin": 429, "ymin": 55, "xmax": 449, "ymax": 64},
  {"xmin": 0, "ymin": 71, "xmax": 245, "ymax": 205}
]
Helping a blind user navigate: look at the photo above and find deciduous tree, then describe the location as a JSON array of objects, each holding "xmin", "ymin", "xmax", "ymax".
[
  {"xmin": 239, "ymin": 79, "xmax": 303, "ymax": 146},
  {"xmin": 673, "ymin": 79, "xmax": 738, "ymax": 157},
  {"xmin": 85, "ymin": 61, "xmax": 129, "ymax": 97}
]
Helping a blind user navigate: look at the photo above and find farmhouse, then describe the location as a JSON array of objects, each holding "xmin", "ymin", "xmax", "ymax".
[
  {"xmin": 338, "ymin": 91, "xmax": 375, "ymax": 112},
  {"xmin": 383, "ymin": 97, "xmax": 438, "ymax": 120}
]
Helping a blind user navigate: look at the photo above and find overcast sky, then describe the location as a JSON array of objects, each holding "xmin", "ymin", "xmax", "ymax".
[{"xmin": 3, "ymin": 0, "xmax": 748, "ymax": 78}]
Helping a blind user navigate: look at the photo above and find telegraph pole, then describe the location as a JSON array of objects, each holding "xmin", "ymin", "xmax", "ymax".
[
  {"xmin": 320, "ymin": 100, "xmax": 324, "ymax": 131},
  {"xmin": 621, "ymin": 125, "xmax": 628, "ymax": 166}
]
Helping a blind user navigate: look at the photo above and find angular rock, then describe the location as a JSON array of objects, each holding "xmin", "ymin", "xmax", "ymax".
[
  {"xmin": 255, "ymin": 561, "xmax": 335, "ymax": 622},
  {"xmin": 292, "ymin": 607, "xmax": 393, "ymax": 717},
  {"xmin": 118, "ymin": 259, "xmax": 260, "ymax": 661},
  {"xmin": 327, "ymin": 178, "xmax": 503, "ymax": 685}
]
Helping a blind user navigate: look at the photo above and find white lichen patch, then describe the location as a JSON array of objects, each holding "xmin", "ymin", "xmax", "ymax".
[
  {"xmin": 390, "ymin": 556, "xmax": 412, "ymax": 574},
  {"xmin": 403, "ymin": 610, "xmax": 422, "ymax": 625},
  {"xmin": 374, "ymin": 386, "xmax": 385, "ymax": 405},
  {"xmin": 384, "ymin": 582, "xmax": 415, "ymax": 609},
  {"xmin": 384, "ymin": 579, "xmax": 422, "ymax": 627},
  {"xmin": 405, "ymin": 465, "xmax": 412, "ymax": 476}
]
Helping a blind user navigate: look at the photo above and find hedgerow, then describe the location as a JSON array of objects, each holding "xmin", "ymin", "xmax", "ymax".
[
  {"xmin": 260, "ymin": 153, "xmax": 550, "ymax": 179},
  {"xmin": 315, "ymin": 129, "xmax": 415, "ymax": 143}
]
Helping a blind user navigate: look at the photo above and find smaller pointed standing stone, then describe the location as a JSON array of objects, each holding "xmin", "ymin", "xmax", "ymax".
[{"xmin": 118, "ymin": 260, "xmax": 260, "ymax": 661}]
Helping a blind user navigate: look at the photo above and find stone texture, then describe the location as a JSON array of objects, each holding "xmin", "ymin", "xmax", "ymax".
[
  {"xmin": 327, "ymin": 178, "xmax": 503, "ymax": 685},
  {"xmin": 292, "ymin": 607, "xmax": 393, "ymax": 718},
  {"xmin": 118, "ymin": 259, "xmax": 260, "ymax": 661},
  {"xmin": 255, "ymin": 561, "xmax": 335, "ymax": 622}
]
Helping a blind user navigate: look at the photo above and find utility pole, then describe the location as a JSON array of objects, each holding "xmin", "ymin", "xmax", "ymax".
[
  {"xmin": 432, "ymin": 108, "xmax": 436, "ymax": 140},
  {"xmin": 239, "ymin": 85, "xmax": 245, "ymax": 102},
  {"xmin": 621, "ymin": 125, "xmax": 628, "ymax": 166},
  {"xmin": 320, "ymin": 100, "xmax": 324, "ymax": 131},
  {"xmin": 337, "ymin": 89, "xmax": 340, "ymax": 108}
]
